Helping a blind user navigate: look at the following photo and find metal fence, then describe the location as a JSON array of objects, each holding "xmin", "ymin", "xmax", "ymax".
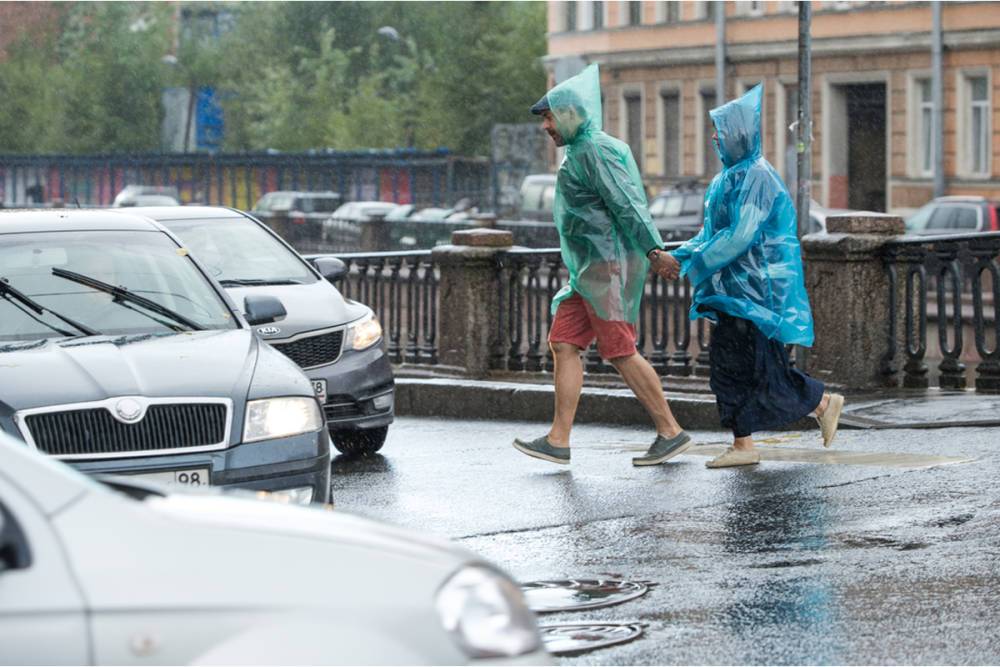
[
  {"xmin": 883, "ymin": 232, "xmax": 1000, "ymax": 393},
  {"xmin": 0, "ymin": 150, "xmax": 491, "ymax": 210}
]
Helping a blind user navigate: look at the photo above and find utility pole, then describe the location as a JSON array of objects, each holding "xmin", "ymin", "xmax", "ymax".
[
  {"xmin": 796, "ymin": 0, "xmax": 812, "ymax": 239},
  {"xmin": 932, "ymin": 1, "xmax": 945, "ymax": 198},
  {"xmin": 715, "ymin": 2, "xmax": 726, "ymax": 109}
]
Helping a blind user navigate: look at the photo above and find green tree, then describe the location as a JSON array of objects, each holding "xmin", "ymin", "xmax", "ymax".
[{"xmin": 56, "ymin": 3, "xmax": 173, "ymax": 153}]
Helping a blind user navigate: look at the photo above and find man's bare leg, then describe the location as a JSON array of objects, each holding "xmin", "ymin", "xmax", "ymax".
[
  {"xmin": 733, "ymin": 435, "xmax": 754, "ymax": 451},
  {"xmin": 547, "ymin": 342, "xmax": 583, "ymax": 447},
  {"xmin": 610, "ymin": 352, "xmax": 683, "ymax": 438}
]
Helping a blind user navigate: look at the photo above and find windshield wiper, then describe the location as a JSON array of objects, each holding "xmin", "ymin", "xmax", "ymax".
[
  {"xmin": 218, "ymin": 278, "xmax": 304, "ymax": 286},
  {"xmin": 0, "ymin": 277, "xmax": 100, "ymax": 336},
  {"xmin": 51, "ymin": 268, "xmax": 204, "ymax": 331}
]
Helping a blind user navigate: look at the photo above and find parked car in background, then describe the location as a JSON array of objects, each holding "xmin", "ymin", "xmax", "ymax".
[
  {"xmin": 0, "ymin": 209, "xmax": 329, "ymax": 503},
  {"xmin": 112, "ymin": 185, "xmax": 180, "ymax": 208},
  {"xmin": 322, "ymin": 200, "xmax": 399, "ymax": 246},
  {"xmin": 252, "ymin": 191, "xmax": 344, "ymax": 246},
  {"xmin": 145, "ymin": 206, "xmax": 395, "ymax": 456},
  {"xmin": 518, "ymin": 174, "xmax": 556, "ymax": 222},
  {"xmin": 905, "ymin": 196, "xmax": 1000, "ymax": 235},
  {"xmin": 0, "ymin": 433, "xmax": 549, "ymax": 665},
  {"xmin": 649, "ymin": 183, "xmax": 706, "ymax": 241}
]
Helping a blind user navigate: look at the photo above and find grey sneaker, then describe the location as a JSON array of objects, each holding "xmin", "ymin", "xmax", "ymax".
[
  {"xmin": 632, "ymin": 431, "xmax": 693, "ymax": 466},
  {"xmin": 513, "ymin": 435, "xmax": 570, "ymax": 465}
]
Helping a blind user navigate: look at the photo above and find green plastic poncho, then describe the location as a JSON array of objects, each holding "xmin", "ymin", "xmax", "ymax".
[
  {"xmin": 670, "ymin": 83, "xmax": 816, "ymax": 346},
  {"xmin": 546, "ymin": 64, "xmax": 664, "ymax": 324}
]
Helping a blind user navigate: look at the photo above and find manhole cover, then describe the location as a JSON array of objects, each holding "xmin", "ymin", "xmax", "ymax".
[
  {"xmin": 521, "ymin": 579, "xmax": 649, "ymax": 612},
  {"xmin": 539, "ymin": 622, "xmax": 644, "ymax": 655}
]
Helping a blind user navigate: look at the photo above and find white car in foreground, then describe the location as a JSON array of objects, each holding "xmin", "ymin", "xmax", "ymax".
[{"xmin": 0, "ymin": 432, "xmax": 548, "ymax": 665}]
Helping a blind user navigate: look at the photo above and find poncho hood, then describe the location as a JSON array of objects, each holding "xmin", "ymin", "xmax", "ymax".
[
  {"xmin": 710, "ymin": 83, "xmax": 763, "ymax": 167},
  {"xmin": 544, "ymin": 63, "xmax": 603, "ymax": 144}
]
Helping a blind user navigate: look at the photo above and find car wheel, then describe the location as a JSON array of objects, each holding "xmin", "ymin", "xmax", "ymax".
[{"xmin": 330, "ymin": 426, "xmax": 389, "ymax": 456}]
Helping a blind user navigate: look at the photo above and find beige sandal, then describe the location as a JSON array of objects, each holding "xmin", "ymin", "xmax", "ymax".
[{"xmin": 706, "ymin": 446, "xmax": 760, "ymax": 468}]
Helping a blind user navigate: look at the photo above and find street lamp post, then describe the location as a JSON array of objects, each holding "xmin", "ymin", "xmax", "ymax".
[{"xmin": 376, "ymin": 25, "xmax": 417, "ymax": 148}]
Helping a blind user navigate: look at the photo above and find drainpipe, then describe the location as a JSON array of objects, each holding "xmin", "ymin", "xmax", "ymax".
[
  {"xmin": 715, "ymin": 3, "xmax": 726, "ymax": 108},
  {"xmin": 932, "ymin": 1, "xmax": 945, "ymax": 198},
  {"xmin": 796, "ymin": 0, "xmax": 812, "ymax": 239}
]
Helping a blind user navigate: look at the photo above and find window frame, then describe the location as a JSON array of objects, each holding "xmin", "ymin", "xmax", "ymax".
[
  {"xmin": 620, "ymin": 86, "xmax": 646, "ymax": 173},
  {"xmin": 656, "ymin": 83, "xmax": 684, "ymax": 180},
  {"xmin": 956, "ymin": 69, "xmax": 992, "ymax": 179}
]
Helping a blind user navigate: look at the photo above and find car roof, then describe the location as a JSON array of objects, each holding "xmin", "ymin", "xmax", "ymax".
[
  {"xmin": 522, "ymin": 174, "xmax": 556, "ymax": 184},
  {"xmin": 258, "ymin": 190, "xmax": 341, "ymax": 198},
  {"xmin": 0, "ymin": 208, "xmax": 164, "ymax": 235},
  {"xmin": 932, "ymin": 196, "xmax": 997, "ymax": 204},
  {"xmin": 124, "ymin": 205, "xmax": 249, "ymax": 222}
]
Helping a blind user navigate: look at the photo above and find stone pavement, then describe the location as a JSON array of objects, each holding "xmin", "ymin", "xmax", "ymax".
[{"xmin": 395, "ymin": 376, "xmax": 1000, "ymax": 432}]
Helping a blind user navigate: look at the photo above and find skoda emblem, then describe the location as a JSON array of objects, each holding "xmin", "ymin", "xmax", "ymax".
[
  {"xmin": 257, "ymin": 326, "xmax": 281, "ymax": 336},
  {"xmin": 114, "ymin": 398, "xmax": 143, "ymax": 423}
]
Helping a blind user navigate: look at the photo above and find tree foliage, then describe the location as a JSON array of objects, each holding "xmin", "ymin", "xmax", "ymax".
[{"xmin": 0, "ymin": 1, "xmax": 547, "ymax": 156}]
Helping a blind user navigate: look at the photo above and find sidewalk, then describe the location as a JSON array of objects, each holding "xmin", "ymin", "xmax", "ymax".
[{"xmin": 395, "ymin": 376, "xmax": 1000, "ymax": 431}]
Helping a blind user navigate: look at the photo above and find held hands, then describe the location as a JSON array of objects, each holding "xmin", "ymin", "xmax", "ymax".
[{"xmin": 648, "ymin": 249, "xmax": 681, "ymax": 281}]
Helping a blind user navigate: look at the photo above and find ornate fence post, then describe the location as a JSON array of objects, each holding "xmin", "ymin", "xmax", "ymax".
[
  {"xmin": 431, "ymin": 229, "xmax": 513, "ymax": 378},
  {"xmin": 801, "ymin": 214, "xmax": 906, "ymax": 390}
]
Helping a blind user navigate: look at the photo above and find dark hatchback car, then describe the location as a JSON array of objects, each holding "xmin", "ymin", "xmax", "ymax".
[
  {"xmin": 649, "ymin": 185, "xmax": 706, "ymax": 242},
  {"xmin": 251, "ymin": 190, "xmax": 343, "ymax": 247},
  {"xmin": 0, "ymin": 210, "xmax": 330, "ymax": 504},
  {"xmin": 138, "ymin": 206, "xmax": 395, "ymax": 456}
]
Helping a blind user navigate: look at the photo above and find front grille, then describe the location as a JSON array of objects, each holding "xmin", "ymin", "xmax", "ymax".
[
  {"xmin": 272, "ymin": 330, "xmax": 344, "ymax": 369},
  {"xmin": 324, "ymin": 395, "xmax": 364, "ymax": 420},
  {"xmin": 26, "ymin": 403, "xmax": 227, "ymax": 458}
]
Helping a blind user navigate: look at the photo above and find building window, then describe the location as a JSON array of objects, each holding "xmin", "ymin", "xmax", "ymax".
[
  {"xmin": 566, "ymin": 1, "xmax": 578, "ymax": 31},
  {"xmin": 697, "ymin": 1, "xmax": 717, "ymax": 21},
  {"xmin": 625, "ymin": 93, "xmax": 644, "ymax": 172},
  {"xmin": 628, "ymin": 1, "xmax": 642, "ymax": 26},
  {"xmin": 916, "ymin": 78, "xmax": 934, "ymax": 176},
  {"xmin": 702, "ymin": 88, "xmax": 721, "ymax": 175},
  {"xmin": 967, "ymin": 75, "xmax": 990, "ymax": 176},
  {"xmin": 661, "ymin": 91, "xmax": 681, "ymax": 177},
  {"xmin": 657, "ymin": 1, "xmax": 680, "ymax": 23},
  {"xmin": 783, "ymin": 83, "xmax": 799, "ymax": 186},
  {"xmin": 593, "ymin": 0, "xmax": 605, "ymax": 28},
  {"xmin": 736, "ymin": 0, "xmax": 765, "ymax": 16}
]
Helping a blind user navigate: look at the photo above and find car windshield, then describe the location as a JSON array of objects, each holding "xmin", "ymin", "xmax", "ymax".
[
  {"xmin": 682, "ymin": 194, "xmax": 703, "ymax": 215},
  {"xmin": 905, "ymin": 203, "xmax": 935, "ymax": 232},
  {"xmin": 162, "ymin": 217, "xmax": 318, "ymax": 285},
  {"xmin": 299, "ymin": 197, "xmax": 341, "ymax": 213},
  {"xmin": 0, "ymin": 230, "xmax": 237, "ymax": 343},
  {"xmin": 254, "ymin": 194, "xmax": 295, "ymax": 212},
  {"xmin": 651, "ymin": 195, "xmax": 684, "ymax": 218}
]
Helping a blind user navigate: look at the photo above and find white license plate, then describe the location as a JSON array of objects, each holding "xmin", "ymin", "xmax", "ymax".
[
  {"xmin": 131, "ymin": 468, "xmax": 210, "ymax": 487},
  {"xmin": 312, "ymin": 379, "xmax": 327, "ymax": 404}
]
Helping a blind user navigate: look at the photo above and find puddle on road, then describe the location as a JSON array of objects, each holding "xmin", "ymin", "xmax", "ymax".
[
  {"xmin": 684, "ymin": 445, "xmax": 972, "ymax": 469},
  {"xmin": 522, "ymin": 579, "xmax": 649, "ymax": 613},
  {"xmin": 538, "ymin": 622, "xmax": 644, "ymax": 655}
]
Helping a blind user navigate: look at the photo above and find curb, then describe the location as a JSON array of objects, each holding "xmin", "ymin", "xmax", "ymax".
[{"xmin": 395, "ymin": 378, "xmax": 819, "ymax": 432}]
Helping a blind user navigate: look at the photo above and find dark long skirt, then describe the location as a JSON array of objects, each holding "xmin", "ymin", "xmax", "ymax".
[{"xmin": 709, "ymin": 312, "xmax": 824, "ymax": 438}]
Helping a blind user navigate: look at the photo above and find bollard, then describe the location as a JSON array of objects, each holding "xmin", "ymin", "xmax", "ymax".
[
  {"xmin": 802, "ymin": 213, "xmax": 906, "ymax": 390},
  {"xmin": 431, "ymin": 228, "xmax": 514, "ymax": 377}
]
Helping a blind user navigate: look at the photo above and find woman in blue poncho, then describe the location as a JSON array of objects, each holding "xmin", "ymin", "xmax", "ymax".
[{"xmin": 663, "ymin": 84, "xmax": 845, "ymax": 468}]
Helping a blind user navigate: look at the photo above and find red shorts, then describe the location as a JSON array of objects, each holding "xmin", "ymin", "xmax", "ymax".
[{"xmin": 548, "ymin": 293, "xmax": 637, "ymax": 360}]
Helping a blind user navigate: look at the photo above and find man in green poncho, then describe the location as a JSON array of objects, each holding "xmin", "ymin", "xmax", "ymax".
[{"xmin": 513, "ymin": 64, "xmax": 692, "ymax": 467}]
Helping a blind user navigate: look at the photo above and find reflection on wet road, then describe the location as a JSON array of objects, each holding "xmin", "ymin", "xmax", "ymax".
[{"xmin": 332, "ymin": 417, "xmax": 999, "ymax": 665}]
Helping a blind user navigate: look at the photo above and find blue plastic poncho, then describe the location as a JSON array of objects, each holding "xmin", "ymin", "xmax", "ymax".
[
  {"xmin": 546, "ymin": 64, "xmax": 664, "ymax": 324},
  {"xmin": 670, "ymin": 84, "xmax": 815, "ymax": 346}
]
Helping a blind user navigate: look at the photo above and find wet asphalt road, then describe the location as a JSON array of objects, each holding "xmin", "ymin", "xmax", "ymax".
[{"xmin": 331, "ymin": 417, "xmax": 1000, "ymax": 665}]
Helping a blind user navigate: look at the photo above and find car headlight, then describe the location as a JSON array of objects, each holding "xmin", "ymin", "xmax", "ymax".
[
  {"xmin": 244, "ymin": 397, "xmax": 323, "ymax": 443},
  {"xmin": 345, "ymin": 314, "xmax": 382, "ymax": 350},
  {"xmin": 435, "ymin": 566, "xmax": 542, "ymax": 659}
]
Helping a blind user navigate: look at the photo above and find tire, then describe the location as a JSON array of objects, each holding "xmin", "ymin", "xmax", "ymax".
[{"xmin": 330, "ymin": 426, "xmax": 389, "ymax": 456}]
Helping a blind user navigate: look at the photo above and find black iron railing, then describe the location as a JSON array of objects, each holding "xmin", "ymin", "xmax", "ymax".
[
  {"xmin": 883, "ymin": 232, "xmax": 1000, "ymax": 393},
  {"xmin": 330, "ymin": 251, "xmax": 439, "ymax": 365},
  {"xmin": 493, "ymin": 244, "xmax": 711, "ymax": 375}
]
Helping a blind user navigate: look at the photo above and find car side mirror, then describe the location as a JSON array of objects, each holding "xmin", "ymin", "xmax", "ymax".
[
  {"xmin": 0, "ymin": 503, "xmax": 31, "ymax": 574},
  {"xmin": 243, "ymin": 295, "xmax": 287, "ymax": 326},
  {"xmin": 311, "ymin": 256, "xmax": 348, "ymax": 283}
]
